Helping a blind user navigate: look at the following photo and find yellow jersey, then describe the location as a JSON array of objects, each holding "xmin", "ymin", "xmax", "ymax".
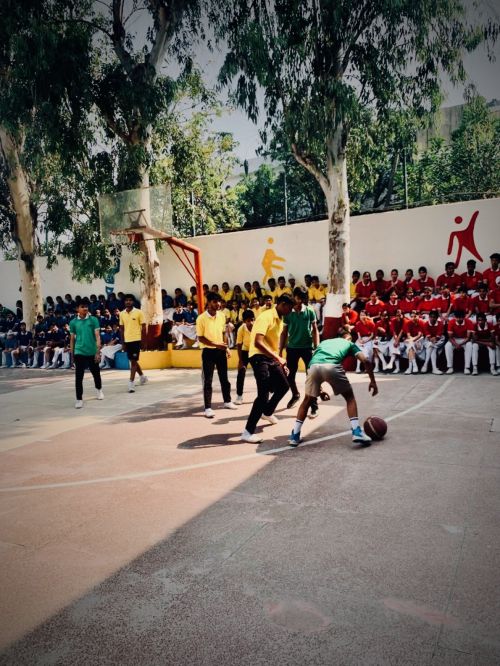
[
  {"xmin": 195, "ymin": 310, "xmax": 226, "ymax": 349},
  {"xmin": 119, "ymin": 308, "xmax": 145, "ymax": 342},
  {"xmin": 249, "ymin": 307, "xmax": 283, "ymax": 358},
  {"xmin": 308, "ymin": 286, "xmax": 327, "ymax": 301},
  {"xmin": 236, "ymin": 323, "xmax": 251, "ymax": 351},
  {"xmin": 220, "ymin": 289, "xmax": 233, "ymax": 303}
]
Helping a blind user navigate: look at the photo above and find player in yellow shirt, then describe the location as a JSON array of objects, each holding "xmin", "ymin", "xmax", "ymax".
[
  {"xmin": 240, "ymin": 294, "xmax": 294, "ymax": 443},
  {"xmin": 119, "ymin": 294, "xmax": 148, "ymax": 393},
  {"xmin": 235, "ymin": 310, "xmax": 255, "ymax": 405},
  {"xmin": 196, "ymin": 291, "xmax": 237, "ymax": 418}
]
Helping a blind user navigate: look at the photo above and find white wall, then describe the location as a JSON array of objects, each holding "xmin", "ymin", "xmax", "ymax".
[{"xmin": 0, "ymin": 197, "xmax": 499, "ymax": 310}]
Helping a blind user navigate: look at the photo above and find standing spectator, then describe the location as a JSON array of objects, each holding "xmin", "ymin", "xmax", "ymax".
[
  {"xmin": 196, "ymin": 291, "xmax": 236, "ymax": 418},
  {"xmin": 119, "ymin": 294, "xmax": 148, "ymax": 393}
]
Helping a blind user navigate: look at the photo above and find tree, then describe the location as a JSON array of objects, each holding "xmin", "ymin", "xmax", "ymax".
[
  {"xmin": 0, "ymin": 0, "xmax": 94, "ymax": 328},
  {"xmin": 214, "ymin": 0, "xmax": 498, "ymax": 321}
]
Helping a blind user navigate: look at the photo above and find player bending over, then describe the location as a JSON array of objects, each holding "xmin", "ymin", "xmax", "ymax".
[{"xmin": 288, "ymin": 328, "xmax": 378, "ymax": 447}]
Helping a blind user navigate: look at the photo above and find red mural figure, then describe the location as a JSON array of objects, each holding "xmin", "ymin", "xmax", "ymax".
[{"xmin": 447, "ymin": 211, "xmax": 483, "ymax": 268}]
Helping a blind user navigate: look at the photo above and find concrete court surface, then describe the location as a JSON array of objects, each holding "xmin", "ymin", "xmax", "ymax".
[{"xmin": 0, "ymin": 365, "xmax": 499, "ymax": 665}]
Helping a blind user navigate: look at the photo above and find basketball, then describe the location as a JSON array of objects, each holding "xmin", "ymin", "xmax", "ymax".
[{"xmin": 363, "ymin": 416, "xmax": 387, "ymax": 440}]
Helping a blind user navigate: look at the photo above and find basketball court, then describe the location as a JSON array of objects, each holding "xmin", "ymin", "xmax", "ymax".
[{"xmin": 0, "ymin": 367, "xmax": 499, "ymax": 664}]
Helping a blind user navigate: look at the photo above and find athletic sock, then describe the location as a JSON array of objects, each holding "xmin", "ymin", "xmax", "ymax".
[
  {"xmin": 350, "ymin": 417, "xmax": 360, "ymax": 430},
  {"xmin": 293, "ymin": 419, "xmax": 303, "ymax": 435}
]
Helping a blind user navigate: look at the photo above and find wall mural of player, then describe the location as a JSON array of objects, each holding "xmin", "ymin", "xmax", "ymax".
[
  {"xmin": 261, "ymin": 237, "xmax": 286, "ymax": 285},
  {"xmin": 447, "ymin": 211, "xmax": 483, "ymax": 268}
]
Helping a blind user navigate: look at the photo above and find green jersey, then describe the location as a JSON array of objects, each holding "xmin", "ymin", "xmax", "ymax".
[
  {"xmin": 310, "ymin": 338, "xmax": 360, "ymax": 366},
  {"xmin": 284, "ymin": 305, "xmax": 316, "ymax": 348},
  {"xmin": 69, "ymin": 315, "xmax": 100, "ymax": 356}
]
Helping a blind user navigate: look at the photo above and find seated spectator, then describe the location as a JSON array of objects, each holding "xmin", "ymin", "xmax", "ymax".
[
  {"xmin": 55, "ymin": 296, "xmax": 66, "ymax": 315},
  {"xmin": 461, "ymin": 259, "xmax": 483, "ymax": 294},
  {"xmin": 50, "ymin": 323, "xmax": 71, "ymax": 369},
  {"xmin": 470, "ymin": 313, "xmax": 497, "ymax": 375},
  {"xmin": 30, "ymin": 329, "xmax": 47, "ymax": 368},
  {"xmin": 45, "ymin": 295, "xmax": 55, "ymax": 312},
  {"xmin": 11, "ymin": 322, "xmax": 33, "ymax": 368},
  {"xmin": 276, "ymin": 276, "xmax": 292, "ymax": 298},
  {"xmin": 434, "ymin": 286, "xmax": 453, "ymax": 320},
  {"xmin": 99, "ymin": 309, "xmax": 113, "ymax": 328},
  {"xmin": 386, "ymin": 309, "xmax": 406, "ymax": 374},
  {"xmin": 250, "ymin": 297, "xmax": 262, "ymax": 319},
  {"xmin": 15, "ymin": 300, "xmax": 23, "ymax": 319},
  {"xmin": 470, "ymin": 283, "xmax": 491, "ymax": 321},
  {"xmin": 452, "ymin": 285, "xmax": 472, "ymax": 319},
  {"xmin": 265, "ymin": 277, "xmax": 279, "ymax": 301},
  {"xmin": 243, "ymin": 281, "xmax": 255, "ymax": 302},
  {"xmin": 232, "ymin": 284, "xmax": 244, "ymax": 304},
  {"xmin": 174, "ymin": 288, "xmax": 187, "ymax": 307},
  {"xmin": 354, "ymin": 310, "xmax": 376, "ymax": 373},
  {"xmin": 445, "ymin": 310, "xmax": 474, "ymax": 374},
  {"xmin": 403, "ymin": 310, "xmax": 426, "ymax": 374},
  {"xmin": 418, "ymin": 286, "xmax": 437, "ymax": 318},
  {"xmin": 288, "ymin": 275, "xmax": 298, "ymax": 292},
  {"xmin": 365, "ymin": 290, "xmax": 385, "ymax": 320},
  {"xmin": 100, "ymin": 324, "xmax": 123, "ymax": 369},
  {"xmin": 421, "ymin": 310, "xmax": 445, "ymax": 374},
  {"xmin": 372, "ymin": 311, "xmax": 391, "ymax": 372},
  {"xmin": 64, "ymin": 293, "xmax": 76, "ymax": 314},
  {"xmin": 210, "ymin": 283, "xmax": 219, "ymax": 294},
  {"xmin": 489, "ymin": 282, "xmax": 500, "ymax": 318},
  {"xmin": 354, "ymin": 271, "xmax": 373, "ymax": 311},
  {"xmin": 385, "ymin": 290, "xmax": 400, "ymax": 317},
  {"xmin": 88, "ymin": 294, "xmax": 99, "ymax": 313},
  {"xmin": 2, "ymin": 331, "xmax": 18, "ymax": 367},
  {"xmin": 385, "ymin": 269, "xmax": 405, "ymax": 299},
  {"xmin": 220, "ymin": 282, "xmax": 233, "ymax": 304},
  {"xmin": 161, "ymin": 289, "xmax": 174, "ymax": 310},
  {"xmin": 416, "ymin": 266, "xmax": 435, "ymax": 294},
  {"xmin": 107, "ymin": 292, "xmax": 122, "ymax": 311},
  {"xmin": 41, "ymin": 323, "xmax": 65, "ymax": 368},
  {"xmin": 495, "ymin": 313, "xmax": 500, "ymax": 372},
  {"xmin": 252, "ymin": 280, "xmax": 263, "ymax": 300},
  {"xmin": 437, "ymin": 261, "xmax": 462, "ymax": 292},
  {"xmin": 403, "ymin": 269, "xmax": 419, "ymax": 295},
  {"xmin": 189, "ymin": 286, "xmax": 199, "ymax": 308},
  {"xmin": 262, "ymin": 295, "xmax": 274, "ymax": 311},
  {"xmin": 482, "ymin": 252, "xmax": 500, "ymax": 289},
  {"xmin": 340, "ymin": 302, "xmax": 358, "ymax": 332},
  {"xmin": 400, "ymin": 287, "xmax": 420, "ymax": 317},
  {"xmin": 350, "ymin": 270, "xmax": 361, "ymax": 302},
  {"xmin": 372, "ymin": 270, "xmax": 388, "ymax": 300},
  {"xmin": 171, "ymin": 303, "xmax": 198, "ymax": 349}
]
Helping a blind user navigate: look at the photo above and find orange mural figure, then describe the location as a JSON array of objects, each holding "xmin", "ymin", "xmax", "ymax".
[
  {"xmin": 261, "ymin": 237, "xmax": 285, "ymax": 284},
  {"xmin": 447, "ymin": 211, "xmax": 483, "ymax": 268}
]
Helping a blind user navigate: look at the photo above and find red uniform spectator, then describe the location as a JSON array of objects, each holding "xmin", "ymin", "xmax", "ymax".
[
  {"xmin": 482, "ymin": 253, "xmax": 500, "ymax": 289},
  {"xmin": 437, "ymin": 262, "xmax": 462, "ymax": 292},
  {"xmin": 418, "ymin": 287, "xmax": 437, "ymax": 316},
  {"xmin": 416, "ymin": 266, "xmax": 435, "ymax": 293},
  {"xmin": 355, "ymin": 272, "xmax": 373, "ymax": 307},
  {"xmin": 372, "ymin": 270, "xmax": 388, "ymax": 300},
  {"xmin": 386, "ymin": 269, "xmax": 405, "ymax": 298},
  {"xmin": 400, "ymin": 288, "xmax": 420, "ymax": 316},
  {"xmin": 365, "ymin": 292, "xmax": 385, "ymax": 319},
  {"xmin": 402, "ymin": 269, "xmax": 420, "ymax": 295},
  {"xmin": 385, "ymin": 292, "xmax": 400, "ymax": 317},
  {"xmin": 470, "ymin": 285, "xmax": 491, "ymax": 316},
  {"xmin": 460, "ymin": 259, "xmax": 483, "ymax": 293}
]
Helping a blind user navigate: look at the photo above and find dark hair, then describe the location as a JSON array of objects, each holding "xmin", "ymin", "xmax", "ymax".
[
  {"xmin": 352, "ymin": 270, "xmax": 360, "ymax": 278},
  {"xmin": 242, "ymin": 310, "xmax": 255, "ymax": 322},
  {"xmin": 429, "ymin": 309, "xmax": 439, "ymax": 318},
  {"xmin": 445, "ymin": 261, "xmax": 455, "ymax": 269},
  {"xmin": 418, "ymin": 266, "xmax": 427, "ymax": 272},
  {"xmin": 453, "ymin": 309, "xmax": 465, "ymax": 318},
  {"xmin": 293, "ymin": 286, "xmax": 308, "ymax": 300},
  {"xmin": 342, "ymin": 302, "xmax": 350, "ymax": 308},
  {"xmin": 490, "ymin": 252, "xmax": 500, "ymax": 260},
  {"xmin": 276, "ymin": 294, "xmax": 294, "ymax": 306},
  {"xmin": 124, "ymin": 293, "xmax": 135, "ymax": 301},
  {"xmin": 79, "ymin": 299, "xmax": 90, "ymax": 307},
  {"xmin": 206, "ymin": 291, "xmax": 221, "ymax": 303},
  {"xmin": 477, "ymin": 312, "xmax": 486, "ymax": 320}
]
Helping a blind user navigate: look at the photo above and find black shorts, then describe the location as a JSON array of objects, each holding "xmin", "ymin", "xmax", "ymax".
[{"xmin": 126, "ymin": 340, "xmax": 141, "ymax": 361}]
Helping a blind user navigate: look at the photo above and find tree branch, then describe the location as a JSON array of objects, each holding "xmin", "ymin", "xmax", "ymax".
[
  {"xmin": 291, "ymin": 143, "xmax": 329, "ymax": 197},
  {"xmin": 112, "ymin": 0, "xmax": 135, "ymax": 76},
  {"xmin": 146, "ymin": 0, "xmax": 185, "ymax": 77}
]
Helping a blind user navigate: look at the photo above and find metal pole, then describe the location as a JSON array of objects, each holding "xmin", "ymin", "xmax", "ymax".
[{"xmin": 284, "ymin": 170, "xmax": 288, "ymax": 224}]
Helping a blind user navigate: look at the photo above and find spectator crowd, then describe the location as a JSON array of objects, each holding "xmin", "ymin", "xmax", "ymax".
[{"xmin": 1, "ymin": 252, "xmax": 499, "ymax": 376}]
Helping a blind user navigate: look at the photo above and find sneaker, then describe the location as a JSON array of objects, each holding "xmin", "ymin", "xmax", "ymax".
[
  {"xmin": 432, "ymin": 369, "xmax": 443, "ymax": 375},
  {"xmin": 286, "ymin": 394, "xmax": 300, "ymax": 409},
  {"xmin": 240, "ymin": 430, "xmax": 263, "ymax": 443},
  {"xmin": 355, "ymin": 367, "xmax": 362, "ymax": 374},
  {"xmin": 472, "ymin": 367, "xmax": 478, "ymax": 376},
  {"xmin": 404, "ymin": 367, "xmax": 412, "ymax": 375},
  {"xmin": 421, "ymin": 365, "xmax": 429, "ymax": 374},
  {"xmin": 491, "ymin": 367, "xmax": 499, "ymax": 376},
  {"xmin": 234, "ymin": 395, "xmax": 243, "ymax": 405},
  {"xmin": 261, "ymin": 414, "xmax": 278, "ymax": 425},
  {"xmin": 19, "ymin": 362, "xmax": 27, "ymax": 368},
  {"xmin": 288, "ymin": 430, "xmax": 302, "ymax": 447},
  {"xmin": 128, "ymin": 381, "xmax": 135, "ymax": 393},
  {"xmin": 223, "ymin": 401, "xmax": 238, "ymax": 410},
  {"xmin": 446, "ymin": 368, "xmax": 454, "ymax": 374},
  {"xmin": 352, "ymin": 426, "xmax": 372, "ymax": 445},
  {"xmin": 96, "ymin": 389, "xmax": 104, "ymax": 400},
  {"xmin": 75, "ymin": 400, "xmax": 83, "ymax": 409},
  {"xmin": 464, "ymin": 368, "xmax": 471, "ymax": 375},
  {"xmin": 139, "ymin": 375, "xmax": 149, "ymax": 385},
  {"xmin": 392, "ymin": 367, "xmax": 400, "ymax": 374},
  {"xmin": 204, "ymin": 408, "xmax": 215, "ymax": 418}
]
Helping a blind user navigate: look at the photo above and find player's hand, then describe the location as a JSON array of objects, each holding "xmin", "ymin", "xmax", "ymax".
[
  {"xmin": 225, "ymin": 348, "xmax": 231, "ymax": 358},
  {"xmin": 319, "ymin": 390, "xmax": 330, "ymax": 401},
  {"xmin": 216, "ymin": 343, "xmax": 227, "ymax": 350},
  {"xmin": 368, "ymin": 380, "xmax": 378, "ymax": 396},
  {"xmin": 95, "ymin": 351, "xmax": 101, "ymax": 362}
]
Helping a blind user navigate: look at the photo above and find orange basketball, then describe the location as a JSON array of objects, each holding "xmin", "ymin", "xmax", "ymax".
[{"xmin": 363, "ymin": 416, "xmax": 387, "ymax": 441}]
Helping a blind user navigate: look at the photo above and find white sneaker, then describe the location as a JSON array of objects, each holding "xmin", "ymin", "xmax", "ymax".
[
  {"xmin": 355, "ymin": 368, "xmax": 362, "ymax": 374},
  {"xmin": 261, "ymin": 414, "xmax": 278, "ymax": 425},
  {"xmin": 41, "ymin": 363, "xmax": 49, "ymax": 369},
  {"xmin": 234, "ymin": 395, "xmax": 243, "ymax": 405},
  {"xmin": 139, "ymin": 375, "xmax": 149, "ymax": 385},
  {"xmin": 491, "ymin": 367, "xmax": 499, "ymax": 376},
  {"xmin": 472, "ymin": 367, "xmax": 478, "ymax": 376},
  {"xmin": 96, "ymin": 389, "xmax": 104, "ymax": 400},
  {"xmin": 464, "ymin": 368, "xmax": 471, "ymax": 375},
  {"xmin": 204, "ymin": 408, "xmax": 215, "ymax": 418},
  {"xmin": 421, "ymin": 364, "xmax": 429, "ymax": 374},
  {"xmin": 373, "ymin": 367, "xmax": 379, "ymax": 374},
  {"xmin": 404, "ymin": 367, "xmax": 412, "ymax": 375},
  {"xmin": 223, "ymin": 401, "xmax": 238, "ymax": 410},
  {"xmin": 75, "ymin": 400, "xmax": 83, "ymax": 409},
  {"xmin": 432, "ymin": 369, "xmax": 443, "ymax": 375},
  {"xmin": 240, "ymin": 430, "xmax": 263, "ymax": 443},
  {"xmin": 446, "ymin": 368, "xmax": 454, "ymax": 374},
  {"xmin": 128, "ymin": 381, "xmax": 135, "ymax": 393}
]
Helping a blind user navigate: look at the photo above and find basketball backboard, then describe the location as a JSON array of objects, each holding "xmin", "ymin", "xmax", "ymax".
[{"xmin": 98, "ymin": 184, "xmax": 173, "ymax": 243}]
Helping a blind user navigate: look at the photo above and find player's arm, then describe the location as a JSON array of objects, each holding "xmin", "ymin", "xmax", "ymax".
[
  {"xmin": 94, "ymin": 327, "xmax": 101, "ymax": 360},
  {"xmin": 355, "ymin": 351, "xmax": 378, "ymax": 396},
  {"xmin": 119, "ymin": 324, "xmax": 126, "ymax": 349},
  {"xmin": 70, "ymin": 332, "xmax": 75, "ymax": 355},
  {"xmin": 279, "ymin": 325, "xmax": 288, "ymax": 356},
  {"xmin": 311, "ymin": 319, "xmax": 319, "ymax": 348},
  {"xmin": 140, "ymin": 322, "xmax": 147, "ymax": 349}
]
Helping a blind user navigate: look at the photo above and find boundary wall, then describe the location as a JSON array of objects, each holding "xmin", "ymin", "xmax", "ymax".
[{"xmin": 0, "ymin": 198, "xmax": 498, "ymax": 310}]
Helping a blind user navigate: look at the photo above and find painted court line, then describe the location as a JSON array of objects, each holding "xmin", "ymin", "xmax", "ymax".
[{"xmin": 0, "ymin": 378, "xmax": 454, "ymax": 493}]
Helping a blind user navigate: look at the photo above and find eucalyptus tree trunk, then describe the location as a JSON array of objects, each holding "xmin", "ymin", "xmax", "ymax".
[
  {"xmin": 0, "ymin": 128, "xmax": 43, "ymax": 329},
  {"xmin": 138, "ymin": 169, "xmax": 163, "ymax": 328}
]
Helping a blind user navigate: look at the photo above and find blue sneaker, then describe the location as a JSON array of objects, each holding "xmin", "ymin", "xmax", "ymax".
[
  {"xmin": 288, "ymin": 430, "xmax": 302, "ymax": 447},
  {"xmin": 352, "ymin": 426, "xmax": 372, "ymax": 445}
]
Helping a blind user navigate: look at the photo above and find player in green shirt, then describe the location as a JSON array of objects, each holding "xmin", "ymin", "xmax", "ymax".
[
  {"xmin": 288, "ymin": 328, "xmax": 378, "ymax": 447},
  {"xmin": 69, "ymin": 300, "xmax": 103, "ymax": 409}
]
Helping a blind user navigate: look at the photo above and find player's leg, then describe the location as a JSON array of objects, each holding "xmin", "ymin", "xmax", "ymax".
[
  {"xmin": 74, "ymin": 354, "xmax": 86, "ymax": 408},
  {"xmin": 286, "ymin": 347, "xmax": 300, "ymax": 408},
  {"xmin": 341, "ymin": 388, "xmax": 372, "ymax": 445},
  {"xmin": 214, "ymin": 349, "xmax": 234, "ymax": 408},
  {"xmin": 88, "ymin": 356, "xmax": 103, "ymax": 399},
  {"xmin": 288, "ymin": 364, "xmax": 320, "ymax": 446},
  {"xmin": 241, "ymin": 357, "xmax": 271, "ymax": 441},
  {"xmin": 264, "ymin": 362, "xmax": 289, "ymax": 419},
  {"xmin": 201, "ymin": 349, "xmax": 216, "ymax": 416},
  {"xmin": 235, "ymin": 351, "xmax": 248, "ymax": 404}
]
